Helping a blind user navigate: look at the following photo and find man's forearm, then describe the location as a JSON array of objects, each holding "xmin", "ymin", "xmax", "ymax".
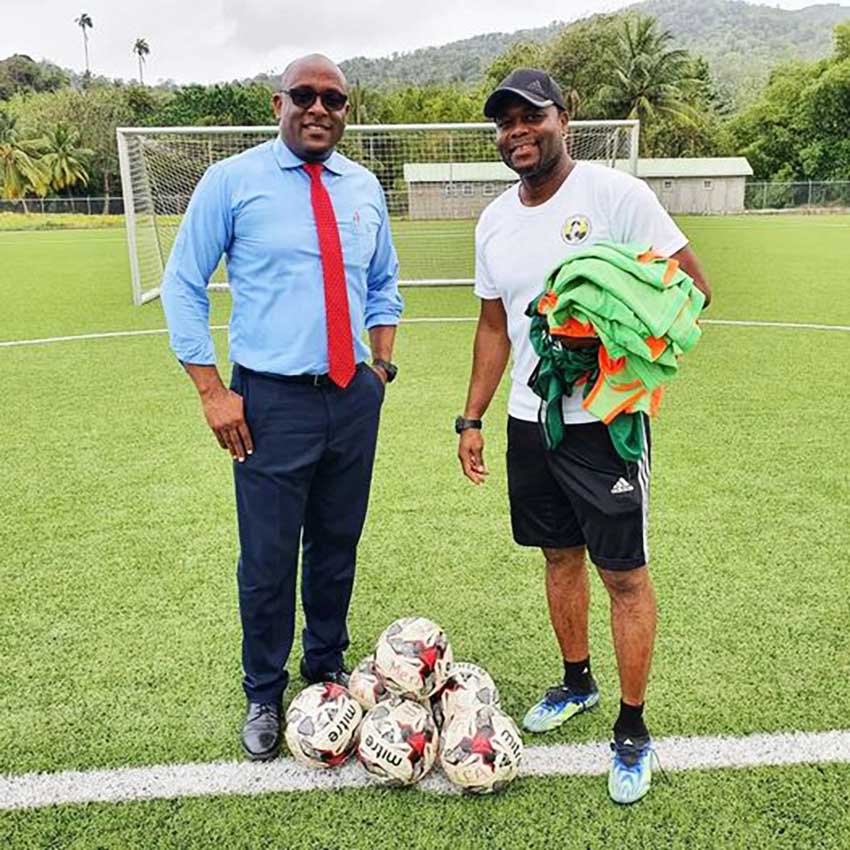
[
  {"xmin": 673, "ymin": 246, "xmax": 711, "ymax": 308},
  {"xmin": 184, "ymin": 363, "xmax": 227, "ymax": 399},
  {"xmin": 368, "ymin": 325, "xmax": 397, "ymax": 362},
  {"xmin": 464, "ymin": 323, "xmax": 510, "ymax": 420}
]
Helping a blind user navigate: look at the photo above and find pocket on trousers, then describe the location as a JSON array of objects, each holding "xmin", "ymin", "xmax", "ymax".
[
  {"xmin": 363, "ymin": 364, "xmax": 386, "ymax": 401},
  {"xmin": 229, "ymin": 364, "xmax": 253, "ymax": 427}
]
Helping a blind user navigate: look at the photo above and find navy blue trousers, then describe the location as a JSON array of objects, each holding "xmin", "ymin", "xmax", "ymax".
[{"xmin": 230, "ymin": 362, "xmax": 384, "ymax": 704}]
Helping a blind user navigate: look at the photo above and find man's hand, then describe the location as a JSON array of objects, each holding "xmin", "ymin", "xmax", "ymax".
[
  {"xmin": 200, "ymin": 385, "xmax": 254, "ymax": 462},
  {"xmin": 370, "ymin": 364, "xmax": 388, "ymax": 385},
  {"xmin": 458, "ymin": 429, "xmax": 488, "ymax": 485}
]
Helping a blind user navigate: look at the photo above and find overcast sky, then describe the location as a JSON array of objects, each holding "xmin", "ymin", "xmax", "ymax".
[{"xmin": 2, "ymin": 0, "xmax": 845, "ymax": 85}]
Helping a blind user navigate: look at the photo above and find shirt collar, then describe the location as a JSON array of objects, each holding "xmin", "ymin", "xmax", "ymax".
[{"xmin": 272, "ymin": 136, "xmax": 350, "ymax": 175}]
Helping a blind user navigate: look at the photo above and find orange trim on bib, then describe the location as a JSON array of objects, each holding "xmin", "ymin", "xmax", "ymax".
[
  {"xmin": 537, "ymin": 291, "xmax": 558, "ymax": 314},
  {"xmin": 550, "ymin": 317, "xmax": 597, "ymax": 338},
  {"xmin": 649, "ymin": 386, "xmax": 664, "ymax": 416},
  {"xmin": 645, "ymin": 335, "xmax": 667, "ymax": 359},
  {"xmin": 637, "ymin": 249, "xmax": 662, "ymax": 264},
  {"xmin": 610, "ymin": 378, "xmax": 644, "ymax": 392},
  {"xmin": 662, "ymin": 258, "xmax": 680, "ymax": 285},
  {"xmin": 598, "ymin": 346, "xmax": 626, "ymax": 376},
  {"xmin": 602, "ymin": 388, "xmax": 647, "ymax": 424},
  {"xmin": 582, "ymin": 372, "xmax": 605, "ymax": 408}
]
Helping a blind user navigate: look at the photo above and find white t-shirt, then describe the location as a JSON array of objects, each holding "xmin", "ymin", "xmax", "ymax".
[{"xmin": 474, "ymin": 162, "xmax": 688, "ymax": 424}]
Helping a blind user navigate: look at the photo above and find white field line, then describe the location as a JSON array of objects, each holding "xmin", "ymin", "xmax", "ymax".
[
  {"xmin": 2, "ymin": 317, "xmax": 850, "ymax": 350},
  {"xmin": 0, "ymin": 319, "xmax": 475, "ymax": 349},
  {"xmin": 700, "ymin": 318, "xmax": 850, "ymax": 332},
  {"xmin": 1, "ymin": 729, "xmax": 848, "ymax": 812},
  {"xmin": 0, "ymin": 232, "xmax": 127, "ymax": 245}
]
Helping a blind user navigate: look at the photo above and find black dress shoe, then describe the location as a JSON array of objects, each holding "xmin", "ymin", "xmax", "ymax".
[
  {"xmin": 241, "ymin": 701, "xmax": 281, "ymax": 761},
  {"xmin": 299, "ymin": 657, "xmax": 350, "ymax": 687}
]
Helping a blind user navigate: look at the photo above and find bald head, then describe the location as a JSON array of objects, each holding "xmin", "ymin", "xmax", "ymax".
[
  {"xmin": 280, "ymin": 54, "xmax": 346, "ymax": 92},
  {"xmin": 273, "ymin": 53, "xmax": 350, "ymax": 162}
]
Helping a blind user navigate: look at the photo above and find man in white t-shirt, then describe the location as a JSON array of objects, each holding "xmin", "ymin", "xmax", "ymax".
[{"xmin": 456, "ymin": 69, "xmax": 711, "ymax": 805}]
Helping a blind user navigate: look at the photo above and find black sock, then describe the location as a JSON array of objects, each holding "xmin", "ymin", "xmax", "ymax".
[
  {"xmin": 614, "ymin": 700, "xmax": 648, "ymax": 739},
  {"xmin": 562, "ymin": 657, "xmax": 593, "ymax": 693}
]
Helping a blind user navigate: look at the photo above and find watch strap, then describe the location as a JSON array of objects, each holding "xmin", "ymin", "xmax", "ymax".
[{"xmin": 455, "ymin": 416, "xmax": 483, "ymax": 433}]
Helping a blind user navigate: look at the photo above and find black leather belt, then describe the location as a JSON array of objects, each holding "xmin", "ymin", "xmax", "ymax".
[{"xmin": 238, "ymin": 363, "xmax": 366, "ymax": 386}]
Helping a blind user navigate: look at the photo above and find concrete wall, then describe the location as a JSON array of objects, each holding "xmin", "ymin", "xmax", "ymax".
[
  {"xmin": 408, "ymin": 182, "xmax": 512, "ymax": 220},
  {"xmin": 408, "ymin": 175, "xmax": 748, "ymax": 218},
  {"xmin": 646, "ymin": 176, "xmax": 747, "ymax": 214}
]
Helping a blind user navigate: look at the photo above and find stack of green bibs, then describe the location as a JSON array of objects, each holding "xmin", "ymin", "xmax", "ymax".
[{"xmin": 526, "ymin": 241, "xmax": 705, "ymax": 462}]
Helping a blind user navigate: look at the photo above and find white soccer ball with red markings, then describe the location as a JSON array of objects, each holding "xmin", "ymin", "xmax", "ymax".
[
  {"xmin": 437, "ymin": 661, "xmax": 501, "ymax": 728},
  {"xmin": 284, "ymin": 682, "xmax": 363, "ymax": 769},
  {"xmin": 349, "ymin": 656, "xmax": 391, "ymax": 710},
  {"xmin": 357, "ymin": 697, "xmax": 438, "ymax": 786},
  {"xmin": 439, "ymin": 704, "xmax": 523, "ymax": 794},
  {"xmin": 374, "ymin": 616, "xmax": 453, "ymax": 700}
]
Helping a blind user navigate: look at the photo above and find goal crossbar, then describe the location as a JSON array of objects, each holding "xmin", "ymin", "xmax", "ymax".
[{"xmin": 117, "ymin": 121, "xmax": 640, "ymax": 306}]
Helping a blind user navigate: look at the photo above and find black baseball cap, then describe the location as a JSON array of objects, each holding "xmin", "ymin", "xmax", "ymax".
[{"xmin": 483, "ymin": 68, "xmax": 566, "ymax": 118}]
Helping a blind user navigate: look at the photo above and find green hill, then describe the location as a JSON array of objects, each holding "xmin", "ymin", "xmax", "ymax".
[
  {"xmin": 339, "ymin": 23, "xmax": 562, "ymax": 89},
  {"xmin": 640, "ymin": 0, "xmax": 850, "ymax": 104},
  {"xmin": 338, "ymin": 0, "xmax": 850, "ymax": 108}
]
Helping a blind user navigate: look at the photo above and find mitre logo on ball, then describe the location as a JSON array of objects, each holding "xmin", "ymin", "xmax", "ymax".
[
  {"xmin": 357, "ymin": 698, "xmax": 438, "ymax": 786},
  {"xmin": 284, "ymin": 682, "xmax": 363, "ymax": 769}
]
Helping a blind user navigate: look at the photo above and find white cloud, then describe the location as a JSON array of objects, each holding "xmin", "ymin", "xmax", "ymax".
[{"xmin": 1, "ymin": 0, "xmax": 846, "ymax": 85}]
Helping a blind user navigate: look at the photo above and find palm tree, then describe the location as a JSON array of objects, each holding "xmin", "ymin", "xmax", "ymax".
[
  {"xmin": 0, "ymin": 113, "xmax": 49, "ymax": 210},
  {"xmin": 349, "ymin": 80, "xmax": 367, "ymax": 123},
  {"xmin": 40, "ymin": 124, "xmax": 93, "ymax": 193},
  {"xmin": 75, "ymin": 13, "xmax": 93, "ymax": 77},
  {"xmin": 133, "ymin": 38, "xmax": 150, "ymax": 85},
  {"xmin": 599, "ymin": 15, "xmax": 697, "ymax": 128}
]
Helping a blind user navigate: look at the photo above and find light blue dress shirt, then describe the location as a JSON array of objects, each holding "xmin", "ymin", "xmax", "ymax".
[{"xmin": 161, "ymin": 136, "xmax": 403, "ymax": 375}]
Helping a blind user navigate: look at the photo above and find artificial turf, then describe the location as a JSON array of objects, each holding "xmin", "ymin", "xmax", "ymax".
[{"xmin": 1, "ymin": 214, "xmax": 849, "ymax": 847}]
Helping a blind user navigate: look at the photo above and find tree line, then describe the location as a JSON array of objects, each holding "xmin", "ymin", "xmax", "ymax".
[{"xmin": 2, "ymin": 12, "xmax": 850, "ymax": 204}]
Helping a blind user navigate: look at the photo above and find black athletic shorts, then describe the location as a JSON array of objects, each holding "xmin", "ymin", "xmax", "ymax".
[{"xmin": 506, "ymin": 416, "xmax": 651, "ymax": 571}]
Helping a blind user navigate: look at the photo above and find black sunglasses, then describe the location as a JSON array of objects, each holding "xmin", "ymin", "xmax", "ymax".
[{"xmin": 281, "ymin": 86, "xmax": 348, "ymax": 112}]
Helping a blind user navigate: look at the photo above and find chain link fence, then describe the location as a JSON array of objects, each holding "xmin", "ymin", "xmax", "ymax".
[
  {"xmin": 745, "ymin": 181, "xmax": 850, "ymax": 211},
  {"xmin": 0, "ymin": 196, "xmax": 124, "ymax": 215},
  {"xmin": 3, "ymin": 181, "xmax": 850, "ymax": 216}
]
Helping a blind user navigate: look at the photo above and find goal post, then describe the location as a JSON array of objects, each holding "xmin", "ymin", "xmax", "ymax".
[{"xmin": 117, "ymin": 121, "xmax": 639, "ymax": 306}]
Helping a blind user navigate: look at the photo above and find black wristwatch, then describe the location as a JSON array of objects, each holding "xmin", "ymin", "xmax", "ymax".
[
  {"xmin": 455, "ymin": 415, "xmax": 483, "ymax": 434},
  {"xmin": 372, "ymin": 359, "xmax": 398, "ymax": 383}
]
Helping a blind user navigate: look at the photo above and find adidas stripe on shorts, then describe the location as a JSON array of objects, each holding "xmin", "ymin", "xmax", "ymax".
[{"xmin": 506, "ymin": 416, "xmax": 651, "ymax": 570}]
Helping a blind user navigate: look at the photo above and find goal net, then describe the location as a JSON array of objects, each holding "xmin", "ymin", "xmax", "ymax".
[{"xmin": 117, "ymin": 121, "xmax": 639, "ymax": 305}]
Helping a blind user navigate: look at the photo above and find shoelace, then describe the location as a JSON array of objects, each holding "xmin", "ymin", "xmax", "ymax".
[
  {"xmin": 651, "ymin": 748, "xmax": 671, "ymax": 785},
  {"xmin": 249, "ymin": 703, "xmax": 278, "ymax": 720},
  {"xmin": 611, "ymin": 739, "xmax": 672, "ymax": 786},
  {"xmin": 544, "ymin": 685, "xmax": 571, "ymax": 704},
  {"xmin": 543, "ymin": 683, "xmax": 588, "ymax": 704}
]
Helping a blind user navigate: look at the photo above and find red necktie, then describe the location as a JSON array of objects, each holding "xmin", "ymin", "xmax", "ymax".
[{"xmin": 305, "ymin": 162, "xmax": 356, "ymax": 388}]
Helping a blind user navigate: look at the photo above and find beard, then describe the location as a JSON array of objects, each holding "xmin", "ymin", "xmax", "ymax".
[{"xmin": 500, "ymin": 138, "xmax": 565, "ymax": 180}]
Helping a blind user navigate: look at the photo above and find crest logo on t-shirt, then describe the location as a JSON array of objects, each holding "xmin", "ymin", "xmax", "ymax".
[{"xmin": 562, "ymin": 215, "xmax": 591, "ymax": 245}]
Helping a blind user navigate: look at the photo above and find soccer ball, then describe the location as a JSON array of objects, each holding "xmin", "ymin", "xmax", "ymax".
[
  {"xmin": 284, "ymin": 682, "xmax": 363, "ymax": 769},
  {"xmin": 357, "ymin": 697, "xmax": 438, "ymax": 786},
  {"xmin": 438, "ymin": 661, "xmax": 501, "ymax": 727},
  {"xmin": 439, "ymin": 704, "xmax": 523, "ymax": 794},
  {"xmin": 349, "ymin": 656, "xmax": 391, "ymax": 710},
  {"xmin": 374, "ymin": 616, "xmax": 453, "ymax": 700}
]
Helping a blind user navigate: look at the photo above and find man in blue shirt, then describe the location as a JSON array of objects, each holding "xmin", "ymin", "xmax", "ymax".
[{"xmin": 162, "ymin": 54, "xmax": 403, "ymax": 761}]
